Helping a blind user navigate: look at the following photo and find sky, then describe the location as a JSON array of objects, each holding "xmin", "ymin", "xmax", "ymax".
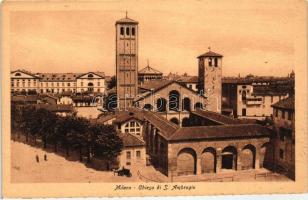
[{"xmin": 10, "ymin": 0, "xmax": 296, "ymax": 77}]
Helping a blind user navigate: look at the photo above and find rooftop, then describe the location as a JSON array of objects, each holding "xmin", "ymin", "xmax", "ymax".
[
  {"xmin": 272, "ymin": 96, "xmax": 294, "ymax": 110},
  {"xmin": 169, "ymin": 124, "xmax": 272, "ymax": 141},
  {"xmin": 197, "ymin": 50, "xmax": 223, "ymax": 58},
  {"xmin": 120, "ymin": 133, "xmax": 145, "ymax": 147},
  {"xmin": 116, "ymin": 17, "xmax": 138, "ymax": 25},
  {"xmin": 191, "ymin": 109, "xmax": 241, "ymax": 125},
  {"xmin": 138, "ymin": 65, "xmax": 163, "ymax": 75}
]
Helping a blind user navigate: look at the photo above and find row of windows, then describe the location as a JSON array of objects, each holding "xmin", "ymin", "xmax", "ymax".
[
  {"xmin": 126, "ymin": 150, "xmax": 141, "ymax": 160},
  {"xmin": 120, "ymin": 27, "xmax": 136, "ymax": 36}
]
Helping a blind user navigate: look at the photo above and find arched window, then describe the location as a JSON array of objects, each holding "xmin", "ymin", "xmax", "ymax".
[
  {"xmin": 124, "ymin": 120, "xmax": 142, "ymax": 136},
  {"xmin": 88, "ymin": 82, "xmax": 94, "ymax": 92},
  {"xmin": 87, "ymin": 74, "xmax": 94, "ymax": 78},
  {"xmin": 208, "ymin": 58, "xmax": 213, "ymax": 66},
  {"xmin": 242, "ymin": 90, "xmax": 247, "ymax": 102},
  {"xmin": 182, "ymin": 117, "xmax": 190, "ymax": 127},
  {"xmin": 169, "ymin": 90, "xmax": 180, "ymax": 111},
  {"xmin": 120, "ymin": 27, "xmax": 124, "ymax": 35},
  {"xmin": 132, "ymin": 27, "xmax": 135, "ymax": 36},
  {"xmin": 157, "ymin": 98, "xmax": 167, "ymax": 112},
  {"xmin": 170, "ymin": 117, "xmax": 179, "ymax": 125},
  {"xmin": 182, "ymin": 97, "xmax": 191, "ymax": 111},
  {"xmin": 194, "ymin": 102, "xmax": 203, "ymax": 109},
  {"xmin": 15, "ymin": 73, "xmax": 21, "ymax": 76},
  {"xmin": 126, "ymin": 27, "xmax": 130, "ymax": 35},
  {"xmin": 214, "ymin": 58, "xmax": 218, "ymax": 67},
  {"xmin": 143, "ymin": 104, "xmax": 153, "ymax": 111}
]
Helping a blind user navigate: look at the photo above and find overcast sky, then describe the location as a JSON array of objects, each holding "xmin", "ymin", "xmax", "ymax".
[{"xmin": 10, "ymin": 0, "xmax": 296, "ymax": 77}]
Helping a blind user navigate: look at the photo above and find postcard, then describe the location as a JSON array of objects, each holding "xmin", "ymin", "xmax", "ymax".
[{"xmin": 1, "ymin": 0, "xmax": 307, "ymax": 198}]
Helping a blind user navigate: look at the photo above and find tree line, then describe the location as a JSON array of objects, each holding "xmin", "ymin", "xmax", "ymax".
[{"xmin": 11, "ymin": 104, "xmax": 123, "ymax": 167}]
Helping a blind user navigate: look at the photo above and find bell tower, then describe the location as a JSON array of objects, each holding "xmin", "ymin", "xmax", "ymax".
[
  {"xmin": 197, "ymin": 48, "xmax": 223, "ymax": 113},
  {"xmin": 115, "ymin": 13, "xmax": 139, "ymax": 109}
]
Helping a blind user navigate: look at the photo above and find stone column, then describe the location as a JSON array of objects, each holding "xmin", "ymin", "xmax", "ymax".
[
  {"xmin": 237, "ymin": 148, "xmax": 242, "ymax": 171},
  {"xmin": 216, "ymin": 148, "xmax": 222, "ymax": 173},
  {"xmin": 152, "ymin": 128, "xmax": 156, "ymax": 154},
  {"xmin": 197, "ymin": 157, "xmax": 202, "ymax": 175},
  {"xmin": 255, "ymin": 146, "xmax": 260, "ymax": 170}
]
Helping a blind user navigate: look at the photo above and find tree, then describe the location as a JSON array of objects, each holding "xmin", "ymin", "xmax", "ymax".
[
  {"xmin": 92, "ymin": 124, "xmax": 123, "ymax": 170},
  {"xmin": 107, "ymin": 76, "xmax": 116, "ymax": 90}
]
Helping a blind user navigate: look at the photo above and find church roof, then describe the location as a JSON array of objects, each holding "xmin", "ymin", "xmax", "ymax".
[
  {"xmin": 191, "ymin": 109, "xmax": 240, "ymax": 125},
  {"xmin": 115, "ymin": 17, "xmax": 138, "ymax": 24},
  {"xmin": 168, "ymin": 124, "xmax": 272, "ymax": 141},
  {"xmin": 197, "ymin": 50, "xmax": 223, "ymax": 58},
  {"xmin": 138, "ymin": 65, "xmax": 162, "ymax": 75}
]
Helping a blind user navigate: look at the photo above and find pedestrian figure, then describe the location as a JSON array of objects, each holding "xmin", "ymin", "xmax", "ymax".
[
  {"xmin": 36, "ymin": 155, "xmax": 39, "ymax": 163},
  {"xmin": 44, "ymin": 154, "xmax": 47, "ymax": 161}
]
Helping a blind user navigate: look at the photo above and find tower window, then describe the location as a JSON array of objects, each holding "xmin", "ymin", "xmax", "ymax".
[
  {"xmin": 120, "ymin": 27, "xmax": 124, "ymax": 35},
  {"xmin": 132, "ymin": 27, "xmax": 135, "ymax": 36},
  {"xmin": 126, "ymin": 27, "xmax": 130, "ymax": 35},
  {"xmin": 214, "ymin": 58, "xmax": 218, "ymax": 67},
  {"xmin": 209, "ymin": 58, "xmax": 213, "ymax": 66}
]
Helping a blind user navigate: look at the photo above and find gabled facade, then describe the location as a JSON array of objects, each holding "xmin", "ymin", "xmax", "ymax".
[
  {"xmin": 76, "ymin": 72, "xmax": 106, "ymax": 93},
  {"xmin": 10, "ymin": 70, "xmax": 41, "ymax": 93}
]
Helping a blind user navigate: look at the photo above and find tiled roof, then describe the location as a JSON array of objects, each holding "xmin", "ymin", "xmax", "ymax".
[
  {"xmin": 169, "ymin": 124, "xmax": 272, "ymax": 141},
  {"xmin": 252, "ymin": 84, "xmax": 292, "ymax": 96},
  {"xmin": 191, "ymin": 109, "xmax": 240, "ymax": 125},
  {"xmin": 272, "ymin": 96, "xmax": 294, "ymax": 110},
  {"xmin": 138, "ymin": 65, "xmax": 162, "ymax": 75},
  {"xmin": 139, "ymin": 80, "xmax": 173, "ymax": 91},
  {"xmin": 113, "ymin": 111, "xmax": 144, "ymax": 124},
  {"xmin": 76, "ymin": 72, "xmax": 105, "ymax": 79},
  {"xmin": 97, "ymin": 114, "xmax": 117, "ymax": 123},
  {"xmin": 36, "ymin": 72, "xmax": 105, "ymax": 82},
  {"xmin": 143, "ymin": 111, "xmax": 178, "ymax": 139},
  {"xmin": 37, "ymin": 73, "xmax": 81, "ymax": 82},
  {"xmin": 120, "ymin": 133, "xmax": 145, "ymax": 147},
  {"xmin": 176, "ymin": 76, "xmax": 198, "ymax": 83},
  {"xmin": 222, "ymin": 76, "xmax": 294, "ymax": 85},
  {"xmin": 11, "ymin": 69, "xmax": 41, "ymax": 79},
  {"xmin": 116, "ymin": 17, "xmax": 138, "ymax": 24},
  {"xmin": 72, "ymin": 95, "xmax": 95, "ymax": 102},
  {"xmin": 197, "ymin": 51, "xmax": 223, "ymax": 58}
]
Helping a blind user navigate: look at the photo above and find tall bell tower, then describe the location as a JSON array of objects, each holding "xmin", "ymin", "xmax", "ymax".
[
  {"xmin": 115, "ymin": 13, "xmax": 139, "ymax": 109},
  {"xmin": 197, "ymin": 48, "xmax": 223, "ymax": 113}
]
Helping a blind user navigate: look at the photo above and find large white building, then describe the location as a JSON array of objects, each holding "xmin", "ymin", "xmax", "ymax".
[{"xmin": 11, "ymin": 69, "xmax": 106, "ymax": 94}]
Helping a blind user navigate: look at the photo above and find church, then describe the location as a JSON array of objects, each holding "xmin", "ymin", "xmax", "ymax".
[{"xmin": 111, "ymin": 15, "xmax": 276, "ymax": 178}]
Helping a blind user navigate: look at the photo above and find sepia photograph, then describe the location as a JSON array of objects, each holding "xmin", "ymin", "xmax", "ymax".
[{"xmin": 1, "ymin": 0, "xmax": 307, "ymax": 198}]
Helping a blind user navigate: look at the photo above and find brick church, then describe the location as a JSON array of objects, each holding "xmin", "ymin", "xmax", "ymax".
[{"xmin": 112, "ymin": 15, "xmax": 276, "ymax": 178}]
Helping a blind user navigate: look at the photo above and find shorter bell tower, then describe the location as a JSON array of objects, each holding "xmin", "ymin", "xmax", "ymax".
[{"xmin": 197, "ymin": 48, "xmax": 223, "ymax": 113}]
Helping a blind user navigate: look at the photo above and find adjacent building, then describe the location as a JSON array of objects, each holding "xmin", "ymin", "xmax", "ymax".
[
  {"xmin": 10, "ymin": 70, "xmax": 106, "ymax": 94},
  {"xmin": 222, "ymin": 75, "xmax": 294, "ymax": 119},
  {"xmin": 272, "ymin": 96, "xmax": 295, "ymax": 179}
]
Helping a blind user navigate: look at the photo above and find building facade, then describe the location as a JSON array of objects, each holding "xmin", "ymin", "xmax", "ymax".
[
  {"xmin": 198, "ymin": 50, "xmax": 223, "ymax": 113},
  {"xmin": 10, "ymin": 70, "xmax": 106, "ymax": 94},
  {"xmin": 237, "ymin": 84, "xmax": 288, "ymax": 120},
  {"xmin": 116, "ymin": 16, "xmax": 139, "ymax": 109},
  {"xmin": 272, "ymin": 96, "xmax": 295, "ymax": 179},
  {"xmin": 222, "ymin": 76, "xmax": 294, "ymax": 118}
]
